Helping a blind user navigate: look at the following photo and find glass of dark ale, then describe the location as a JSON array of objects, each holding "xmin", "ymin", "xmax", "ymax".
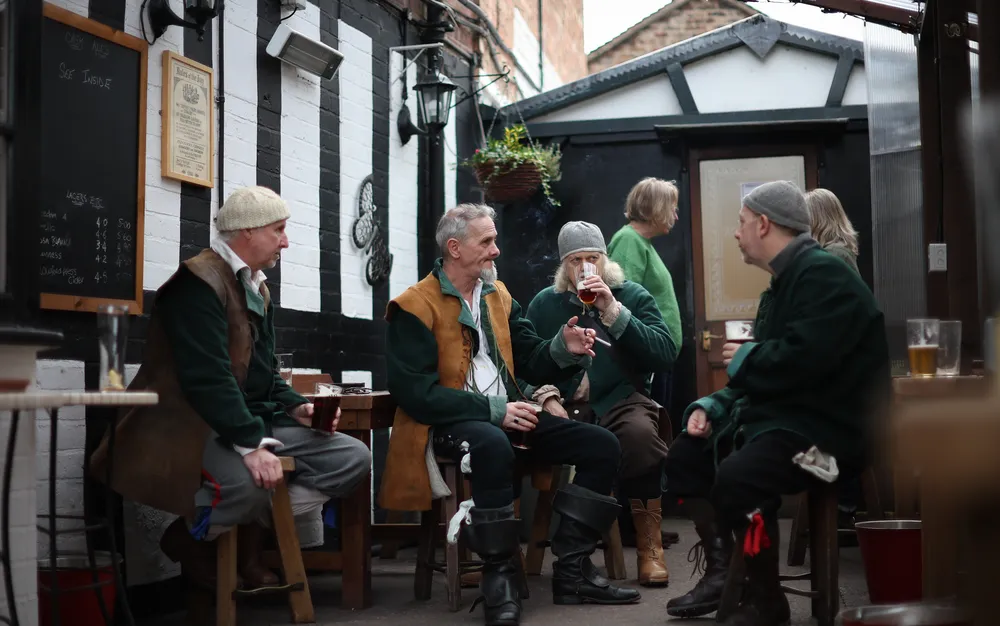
[
  {"xmin": 311, "ymin": 383, "xmax": 342, "ymax": 433},
  {"xmin": 509, "ymin": 402, "xmax": 540, "ymax": 450},
  {"xmin": 906, "ymin": 319, "xmax": 940, "ymax": 378},
  {"xmin": 576, "ymin": 262, "xmax": 598, "ymax": 306}
]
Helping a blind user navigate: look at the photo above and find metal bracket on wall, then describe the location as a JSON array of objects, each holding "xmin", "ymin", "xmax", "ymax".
[{"xmin": 351, "ymin": 175, "xmax": 393, "ymax": 287}]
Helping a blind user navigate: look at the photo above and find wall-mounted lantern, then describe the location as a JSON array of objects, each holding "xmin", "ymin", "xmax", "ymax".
[
  {"xmin": 413, "ymin": 67, "xmax": 457, "ymax": 131},
  {"xmin": 148, "ymin": 0, "xmax": 219, "ymax": 42}
]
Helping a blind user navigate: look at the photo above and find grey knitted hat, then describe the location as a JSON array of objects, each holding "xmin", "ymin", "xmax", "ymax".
[
  {"xmin": 558, "ymin": 221, "xmax": 607, "ymax": 261},
  {"xmin": 743, "ymin": 181, "xmax": 810, "ymax": 233},
  {"xmin": 216, "ymin": 186, "xmax": 291, "ymax": 232}
]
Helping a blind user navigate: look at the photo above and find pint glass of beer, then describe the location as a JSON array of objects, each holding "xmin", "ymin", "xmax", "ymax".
[
  {"xmin": 906, "ymin": 319, "xmax": 940, "ymax": 378},
  {"xmin": 576, "ymin": 262, "xmax": 599, "ymax": 306}
]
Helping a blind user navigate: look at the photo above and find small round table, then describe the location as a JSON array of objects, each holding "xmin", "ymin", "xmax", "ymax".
[{"xmin": 0, "ymin": 390, "xmax": 158, "ymax": 626}]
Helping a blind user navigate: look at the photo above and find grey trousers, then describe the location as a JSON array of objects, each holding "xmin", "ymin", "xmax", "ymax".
[{"xmin": 192, "ymin": 425, "xmax": 371, "ymax": 537}]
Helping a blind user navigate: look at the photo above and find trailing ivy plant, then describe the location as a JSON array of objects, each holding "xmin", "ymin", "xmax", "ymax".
[{"xmin": 465, "ymin": 125, "xmax": 562, "ymax": 206}]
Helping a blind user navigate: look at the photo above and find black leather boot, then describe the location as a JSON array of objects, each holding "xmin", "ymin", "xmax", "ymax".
[
  {"xmin": 465, "ymin": 504, "xmax": 523, "ymax": 626},
  {"xmin": 666, "ymin": 499, "xmax": 733, "ymax": 618},
  {"xmin": 550, "ymin": 484, "xmax": 642, "ymax": 605},
  {"xmin": 720, "ymin": 514, "xmax": 790, "ymax": 626}
]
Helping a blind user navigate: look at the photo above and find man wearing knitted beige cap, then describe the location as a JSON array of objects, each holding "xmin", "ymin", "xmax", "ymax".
[
  {"xmin": 663, "ymin": 181, "xmax": 889, "ymax": 625},
  {"xmin": 90, "ymin": 186, "xmax": 371, "ymax": 592},
  {"xmin": 523, "ymin": 220, "xmax": 678, "ymax": 588}
]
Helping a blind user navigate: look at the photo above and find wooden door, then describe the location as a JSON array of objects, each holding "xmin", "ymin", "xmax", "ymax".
[{"xmin": 690, "ymin": 147, "xmax": 818, "ymax": 398}]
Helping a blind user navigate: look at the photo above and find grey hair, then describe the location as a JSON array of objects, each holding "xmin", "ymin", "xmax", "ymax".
[
  {"xmin": 435, "ymin": 203, "xmax": 496, "ymax": 252},
  {"xmin": 218, "ymin": 229, "xmax": 241, "ymax": 243}
]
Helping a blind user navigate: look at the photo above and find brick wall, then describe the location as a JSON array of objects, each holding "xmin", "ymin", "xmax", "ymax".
[
  {"xmin": 453, "ymin": 0, "xmax": 584, "ymax": 103},
  {"xmin": 588, "ymin": 0, "xmax": 752, "ymax": 74},
  {"xmin": 13, "ymin": 0, "xmax": 477, "ymax": 606}
]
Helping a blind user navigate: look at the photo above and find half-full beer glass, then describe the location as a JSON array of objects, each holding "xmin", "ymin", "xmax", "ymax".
[
  {"xmin": 576, "ymin": 262, "xmax": 598, "ymax": 306},
  {"xmin": 98, "ymin": 304, "xmax": 129, "ymax": 391},
  {"xmin": 907, "ymin": 319, "xmax": 940, "ymax": 378}
]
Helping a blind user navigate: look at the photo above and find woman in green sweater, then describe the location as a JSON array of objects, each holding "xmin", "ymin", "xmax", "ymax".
[
  {"xmin": 607, "ymin": 177, "xmax": 683, "ymax": 549},
  {"xmin": 608, "ymin": 178, "xmax": 683, "ymax": 405}
]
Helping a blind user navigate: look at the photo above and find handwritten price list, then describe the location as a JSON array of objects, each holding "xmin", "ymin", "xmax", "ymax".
[{"xmin": 40, "ymin": 13, "xmax": 141, "ymax": 301}]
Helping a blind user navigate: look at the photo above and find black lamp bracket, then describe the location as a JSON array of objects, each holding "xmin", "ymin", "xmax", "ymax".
[
  {"xmin": 147, "ymin": 0, "xmax": 211, "ymax": 42},
  {"xmin": 450, "ymin": 65, "xmax": 511, "ymax": 110}
]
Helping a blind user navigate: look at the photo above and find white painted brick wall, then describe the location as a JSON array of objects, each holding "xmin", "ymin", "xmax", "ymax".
[
  {"xmin": 279, "ymin": 6, "xmax": 322, "ymax": 313},
  {"xmin": 136, "ymin": 3, "xmax": 184, "ymax": 291},
  {"xmin": 222, "ymin": 0, "xmax": 258, "ymax": 195},
  {"xmin": 388, "ymin": 52, "xmax": 420, "ymax": 300},
  {"xmin": 33, "ymin": 360, "xmax": 87, "ymax": 560},
  {"xmin": 444, "ymin": 100, "xmax": 458, "ymax": 212},
  {"xmin": 0, "ymin": 408, "xmax": 38, "ymax": 626},
  {"xmin": 339, "ymin": 21, "xmax": 375, "ymax": 320}
]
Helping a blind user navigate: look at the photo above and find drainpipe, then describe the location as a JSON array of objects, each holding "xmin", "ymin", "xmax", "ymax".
[
  {"xmin": 420, "ymin": 5, "xmax": 449, "ymax": 276},
  {"xmin": 537, "ymin": 0, "xmax": 543, "ymax": 91}
]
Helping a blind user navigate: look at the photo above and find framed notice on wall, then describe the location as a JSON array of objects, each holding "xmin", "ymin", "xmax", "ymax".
[{"xmin": 161, "ymin": 51, "xmax": 214, "ymax": 188}]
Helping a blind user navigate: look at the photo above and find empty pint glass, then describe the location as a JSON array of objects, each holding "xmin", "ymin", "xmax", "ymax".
[{"xmin": 907, "ymin": 319, "xmax": 940, "ymax": 378}]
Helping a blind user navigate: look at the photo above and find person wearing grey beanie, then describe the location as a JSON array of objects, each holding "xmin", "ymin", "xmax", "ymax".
[
  {"xmin": 91, "ymin": 184, "xmax": 373, "ymax": 593},
  {"xmin": 734, "ymin": 180, "xmax": 813, "ymax": 274},
  {"xmin": 662, "ymin": 179, "xmax": 889, "ymax": 625},
  {"xmin": 524, "ymin": 220, "xmax": 678, "ymax": 589}
]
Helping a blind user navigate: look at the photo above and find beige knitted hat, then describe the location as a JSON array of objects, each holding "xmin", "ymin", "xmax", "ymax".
[{"xmin": 215, "ymin": 186, "xmax": 291, "ymax": 232}]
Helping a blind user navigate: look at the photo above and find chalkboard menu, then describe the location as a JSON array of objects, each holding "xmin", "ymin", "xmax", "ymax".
[{"xmin": 39, "ymin": 4, "xmax": 147, "ymax": 314}]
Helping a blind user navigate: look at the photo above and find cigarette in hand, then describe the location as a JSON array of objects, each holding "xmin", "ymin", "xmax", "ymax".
[{"xmin": 593, "ymin": 337, "xmax": 611, "ymax": 347}]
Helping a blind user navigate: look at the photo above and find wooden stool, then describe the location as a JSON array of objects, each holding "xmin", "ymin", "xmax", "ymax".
[
  {"xmin": 717, "ymin": 480, "xmax": 840, "ymax": 626},
  {"xmin": 524, "ymin": 465, "xmax": 627, "ymax": 580},
  {"xmin": 216, "ymin": 456, "xmax": 314, "ymax": 626},
  {"xmin": 787, "ymin": 467, "xmax": 883, "ymax": 567},
  {"xmin": 414, "ymin": 457, "xmax": 487, "ymax": 611}
]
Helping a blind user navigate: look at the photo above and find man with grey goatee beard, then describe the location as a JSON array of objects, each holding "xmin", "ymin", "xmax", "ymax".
[{"xmin": 380, "ymin": 203, "xmax": 642, "ymax": 626}]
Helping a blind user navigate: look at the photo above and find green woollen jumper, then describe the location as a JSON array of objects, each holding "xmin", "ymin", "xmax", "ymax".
[{"xmin": 608, "ymin": 224, "xmax": 683, "ymax": 353}]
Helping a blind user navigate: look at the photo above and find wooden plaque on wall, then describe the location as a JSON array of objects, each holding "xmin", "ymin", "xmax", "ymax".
[{"xmin": 161, "ymin": 50, "xmax": 214, "ymax": 188}]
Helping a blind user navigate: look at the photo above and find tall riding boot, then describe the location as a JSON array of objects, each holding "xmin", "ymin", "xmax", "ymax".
[
  {"xmin": 720, "ymin": 514, "xmax": 790, "ymax": 626},
  {"xmin": 160, "ymin": 517, "xmax": 217, "ymax": 590},
  {"xmin": 464, "ymin": 504, "xmax": 523, "ymax": 626},
  {"xmin": 238, "ymin": 523, "xmax": 279, "ymax": 588},
  {"xmin": 666, "ymin": 499, "xmax": 733, "ymax": 618},
  {"xmin": 550, "ymin": 484, "xmax": 642, "ymax": 605},
  {"xmin": 461, "ymin": 547, "xmax": 530, "ymax": 599},
  {"xmin": 629, "ymin": 498, "xmax": 669, "ymax": 587}
]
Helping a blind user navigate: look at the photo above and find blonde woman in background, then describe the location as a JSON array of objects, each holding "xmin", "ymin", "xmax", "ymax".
[
  {"xmin": 806, "ymin": 187, "xmax": 865, "ymax": 544},
  {"xmin": 607, "ymin": 177, "xmax": 683, "ymax": 553},
  {"xmin": 806, "ymin": 188, "xmax": 860, "ymax": 274}
]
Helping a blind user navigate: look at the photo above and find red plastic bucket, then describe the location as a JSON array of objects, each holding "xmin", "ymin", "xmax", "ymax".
[
  {"xmin": 836, "ymin": 602, "xmax": 971, "ymax": 625},
  {"xmin": 38, "ymin": 553, "xmax": 118, "ymax": 626},
  {"xmin": 855, "ymin": 520, "xmax": 922, "ymax": 604}
]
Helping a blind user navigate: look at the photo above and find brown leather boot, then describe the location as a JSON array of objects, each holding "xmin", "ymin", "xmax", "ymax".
[
  {"xmin": 160, "ymin": 518, "xmax": 217, "ymax": 590},
  {"xmin": 237, "ymin": 523, "xmax": 279, "ymax": 588},
  {"xmin": 629, "ymin": 498, "xmax": 669, "ymax": 587}
]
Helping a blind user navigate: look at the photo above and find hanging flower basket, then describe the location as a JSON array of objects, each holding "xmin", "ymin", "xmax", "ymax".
[
  {"xmin": 464, "ymin": 125, "xmax": 562, "ymax": 206},
  {"xmin": 474, "ymin": 160, "xmax": 544, "ymax": 204}
]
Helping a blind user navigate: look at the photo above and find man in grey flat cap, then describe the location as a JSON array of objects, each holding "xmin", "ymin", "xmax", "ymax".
[
  {"xmin": 663, "ymin": 181, "xmax": 889, "ymax": 625},
  {"xmin": 523, "ymin": 220, "xmax": 678, "ymax": 588}
]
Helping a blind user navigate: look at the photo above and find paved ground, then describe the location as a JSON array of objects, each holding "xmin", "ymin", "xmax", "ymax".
[{"xmin": 140, "ymin": 518, "xmax": 870, "ymax": 625}]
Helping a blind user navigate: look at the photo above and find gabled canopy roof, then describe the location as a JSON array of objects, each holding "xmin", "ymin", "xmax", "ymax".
[{"xmin": 503, "ymin": 14, "xmax": 865, "ymax": 122}]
